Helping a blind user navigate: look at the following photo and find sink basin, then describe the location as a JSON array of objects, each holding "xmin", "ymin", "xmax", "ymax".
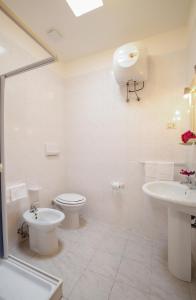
[
  {"xmin": 142, "ymin": 180, "xmax": 194, "ymax": 282},
  {"xmin": 142, "ymin": 180, "xmax": 196, "ymax": 215}
]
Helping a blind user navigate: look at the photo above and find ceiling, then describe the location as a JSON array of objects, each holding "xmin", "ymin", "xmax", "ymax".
[{"xmin": 3, "ymin": 0, "xmax": 192, "ymax": 62}]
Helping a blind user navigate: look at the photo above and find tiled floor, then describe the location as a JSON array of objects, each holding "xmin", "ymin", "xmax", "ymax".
[{"xmin": 11, "ymin": 218, "xmax": 196, "ymax": 300}]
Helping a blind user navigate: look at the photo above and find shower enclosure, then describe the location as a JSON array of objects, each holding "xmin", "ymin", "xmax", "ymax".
[
  {"xmin": 0, "ymin": 76, "xmax": 4, "ymax": 256},
  {"xmin": 0, "ymin": 3, "xmax": 63, "ymax": 299},
  {"xmin": 0, "ymin": 2, "xmax": 56, "ymax": 257}
]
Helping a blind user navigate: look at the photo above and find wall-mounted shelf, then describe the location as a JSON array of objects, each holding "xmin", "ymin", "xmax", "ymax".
[
  {"xmin": 179, "ymin": 141, "xmax": 196, "ymax": 145},
  {"xmin": 138, "ymin": 161, "xmax": 185, "ymax": 166},
  {"xmin": 28, "ymin": 186, "xmax": 42, "ymax": 192}
]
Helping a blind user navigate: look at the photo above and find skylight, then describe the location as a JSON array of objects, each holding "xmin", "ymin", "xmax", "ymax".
[{"xmin": 66, "ymin": 0, "xmax": 103, "ymax": 17}]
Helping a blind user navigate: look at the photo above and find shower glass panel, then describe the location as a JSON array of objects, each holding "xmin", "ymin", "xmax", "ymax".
[
  {"xmin": 0, "ymin": 9, "xmax": 50, "ymax": 75},
  {"xmin": 0, "ymin": 165, "xmax": 3, "ymax": 257},
  {"xmin": 0, "ymin": 7, "xmax": 54, "ymax": 257}
]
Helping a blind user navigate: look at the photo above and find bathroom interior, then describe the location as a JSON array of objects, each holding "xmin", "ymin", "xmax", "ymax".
[{"xmin": 0, "ymin": 0, "xmax": 196, "ymax": 299}]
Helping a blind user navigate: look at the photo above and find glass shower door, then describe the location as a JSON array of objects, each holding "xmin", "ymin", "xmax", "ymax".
[
  {"xmin": 0, "ymin": 174, "xmax": 3, "ymax": 257},
  {"xmin": 0, "ymin": 4, "xmax": 55, "ymax": 258},
  {"xmin": 0, "ymin": 76, "xmax": 4, "ymax": 257}
]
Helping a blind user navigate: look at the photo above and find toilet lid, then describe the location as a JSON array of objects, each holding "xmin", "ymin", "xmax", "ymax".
[{"xmin": 55, "ymin": 193, "xmax": 86, "ymax": 205}]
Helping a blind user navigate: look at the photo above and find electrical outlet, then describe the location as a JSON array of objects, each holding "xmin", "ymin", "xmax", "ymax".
[{"xmin": 167, "ymin": 122, "xmax": 176, "ymax": 129}]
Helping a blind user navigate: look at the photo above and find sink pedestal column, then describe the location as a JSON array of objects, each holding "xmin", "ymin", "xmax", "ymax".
[{"xmin": 168, "ymin": 208, "xmax": 192, "ymax": 282}]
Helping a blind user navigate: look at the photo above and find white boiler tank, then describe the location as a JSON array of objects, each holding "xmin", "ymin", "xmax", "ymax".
[{"xmin": 113, "ymin": 43, "xmax": 148, "ymax": 85}]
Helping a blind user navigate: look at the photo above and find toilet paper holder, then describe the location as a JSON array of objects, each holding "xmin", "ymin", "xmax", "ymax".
[{"xmin": 111, "ymin": 181, "xmax": 125, "ymax": 190}]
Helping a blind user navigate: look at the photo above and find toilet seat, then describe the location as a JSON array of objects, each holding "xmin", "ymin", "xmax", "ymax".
[
  {"xmin": 53, "ymin": 193, "xmax": 87, "ymax": 229},
  {"xmin": 55, "ymin": 193, "xmax": 86, "ymax": 206}
]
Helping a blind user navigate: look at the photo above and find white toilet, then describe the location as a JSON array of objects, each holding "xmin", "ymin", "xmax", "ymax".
[
  {"xmin": 53, "ymin": 193, "xmax": 87, "ymax": 229},
  {"xmin": 23, "ymin": 208, "xmax": 65, "ymax": 255}
]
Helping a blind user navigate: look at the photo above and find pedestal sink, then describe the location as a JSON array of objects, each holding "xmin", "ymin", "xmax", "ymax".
[{"xmin": 142, "ymin": 181, "xmax": 196, "ymax": 282}]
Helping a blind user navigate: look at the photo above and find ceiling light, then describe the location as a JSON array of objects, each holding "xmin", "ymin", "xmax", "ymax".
[
  {"xmin": 0, "ymin": 46, "xmax": 6, "ymax": 55},
  {"xmin": 66, "ymin": 0, "xmax": 103, "ymax": 17}
]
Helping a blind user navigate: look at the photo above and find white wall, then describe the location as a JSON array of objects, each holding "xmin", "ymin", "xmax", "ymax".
[
  {"xmin": 187, "ymin": 0, "xmax": 196, "ymax": 82},
  {"xmin": 187, "ymin": 0, "xmax": 196, "ymax": 263},
  {"xmin": 60, "ymin": 28, "xmax": 188, "ymax": 239},
  {"xmin": 4, "ymin": 66, "xmax": 67, "ymax": 248}
]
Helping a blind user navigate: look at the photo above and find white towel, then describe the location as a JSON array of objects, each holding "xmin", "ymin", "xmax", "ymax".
[
  {"xmin": 157, "ymin": 161, "xmax": 174, "ymax": 181},
  {"xmin": 144, "ymin": 176, "xmax": 157, "ymax": 183},
  {"xmin": 144, "ymin": 161, "xmax": 174, "ymax": 181},
  {"xmin": 144, "ymin": 161, "xmax": 157, "ymax": 178}
]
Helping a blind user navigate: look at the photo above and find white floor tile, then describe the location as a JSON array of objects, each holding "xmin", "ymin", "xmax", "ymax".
[
  {"xmin": 88, "ymin": 251, "xmax": 121, "ymax": 279},
  {"xmin": 62, "ymin": 239, "xmax": 95, "ymax": 265},
  {"xmin": 150, "ymin": 263, "xmax": 191, "ymax": 300},
  {"xmin": 117, "ymin": 256, "xmax": 151, "ymax": 294},
  {"xmin": 33, "ymin": 251, "xmax": 86, "ymax": 297},
  {"xmin": 69, "ymin": 270, "xmax": 114, "ymax": 300},
  {"xmin": 104, "ymin": 226, "xmax": 132, "ymax": 240},
  {"xmin": 124, "ymin": 239, "xmax": 152, "ymax": 266},
  {"xmin": 152, "ymin": 239, "xmax": 168, "ymax": 265},
  {"xmin": 150, "ymin": 285, "xmax": 191, "ymax": 300},
  {"xmin": 128, "ymin": 231, "xmax": 153, "ymax": 247},
  {"xmin": 10, "ymin": 218, "xmax": 194, "ymax": 300},
  {"xmin": 110, "ymin": 280, "xmax": 150, "ymax": 300},
  {"xmin": 98, "ymin": 235, "xmax": 127, "ymax": 256}
]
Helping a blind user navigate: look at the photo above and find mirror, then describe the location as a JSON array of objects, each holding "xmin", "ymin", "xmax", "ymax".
[
  {"xmin": 185, "ymin": 67, "xmax": 196, "ymax": 134},
  {"xmin": 180, "ymin": 66, "xmax": 196, "ymax": 144},
  {"xmin": 191, "ymin": 92, "xmax": 196, "ymax": 133}
]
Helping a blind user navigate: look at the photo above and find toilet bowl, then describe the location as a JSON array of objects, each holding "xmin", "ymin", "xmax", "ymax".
[
  {"xmin": 23, "ymin": 208, "xmax": 65, "ymax": 255},
  {"xmin": 53, "ymin": 193, "xmax": 87, "ymax": 229}
]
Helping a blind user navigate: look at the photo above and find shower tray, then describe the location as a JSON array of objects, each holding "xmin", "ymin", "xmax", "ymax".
[{"xmin": 0, "ymin": 255, "xmax": 63, "ymax": 300}]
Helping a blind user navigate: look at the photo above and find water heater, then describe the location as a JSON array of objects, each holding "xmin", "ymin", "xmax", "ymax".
[
  {"xmin": 113, "ymin": 43, "xmax": 148, "ymax": 101},
  {"xmin": 113, "ymin": 43, "xmax": 148, "ymax": 84}
]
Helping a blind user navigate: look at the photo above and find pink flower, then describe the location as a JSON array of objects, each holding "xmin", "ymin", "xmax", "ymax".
[
  {"xmin": 181, "ymin": 130, "xmax": 196, "ymax": 143},
  {"xmin": 180, "ymin": 169, "xmax": 195, "ymax": 176}
]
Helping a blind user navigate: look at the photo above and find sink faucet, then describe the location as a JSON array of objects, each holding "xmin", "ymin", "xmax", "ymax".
[
  {"xmin": 30, "ymin": 204, "xmax": 38, "ymax": 219},
  {"xmin": 180, "ymin": 169, "xmax": 196, "ymax": 190},
  {"xmin": 188, "ymin": 177, "xmax": 196, "ymax": 190}
]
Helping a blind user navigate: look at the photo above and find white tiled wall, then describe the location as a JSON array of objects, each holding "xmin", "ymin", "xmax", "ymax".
[
  {"xmin": 61, "ymin": 49, "xmax": 188, "ymax": 239},
  {"xmin": 4, "ymin": 67, "xmax": 68, "ymax": 248},
  {"xmin": 187, "ymin": 0, "xmax": 196, "ymax": 263}
]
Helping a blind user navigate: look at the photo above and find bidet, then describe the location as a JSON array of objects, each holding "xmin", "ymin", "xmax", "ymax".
[{"xmin": 23, "ymin": 208, "xmax": 65, "ymax": 255}]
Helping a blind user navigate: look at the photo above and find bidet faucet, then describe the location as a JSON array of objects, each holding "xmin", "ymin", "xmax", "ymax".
[
  {"xmin": 30, "ymin": 204, "xmax": 38, "ymax": 219},
  {"xmin": 188, "ymin": 177, "xmax": 196, "ymax": 190}
]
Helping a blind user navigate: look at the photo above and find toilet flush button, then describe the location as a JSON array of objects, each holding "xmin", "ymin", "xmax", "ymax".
[{"xmin": 9, "ymin": 183, "xmax": 28, "ymax": 202}]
